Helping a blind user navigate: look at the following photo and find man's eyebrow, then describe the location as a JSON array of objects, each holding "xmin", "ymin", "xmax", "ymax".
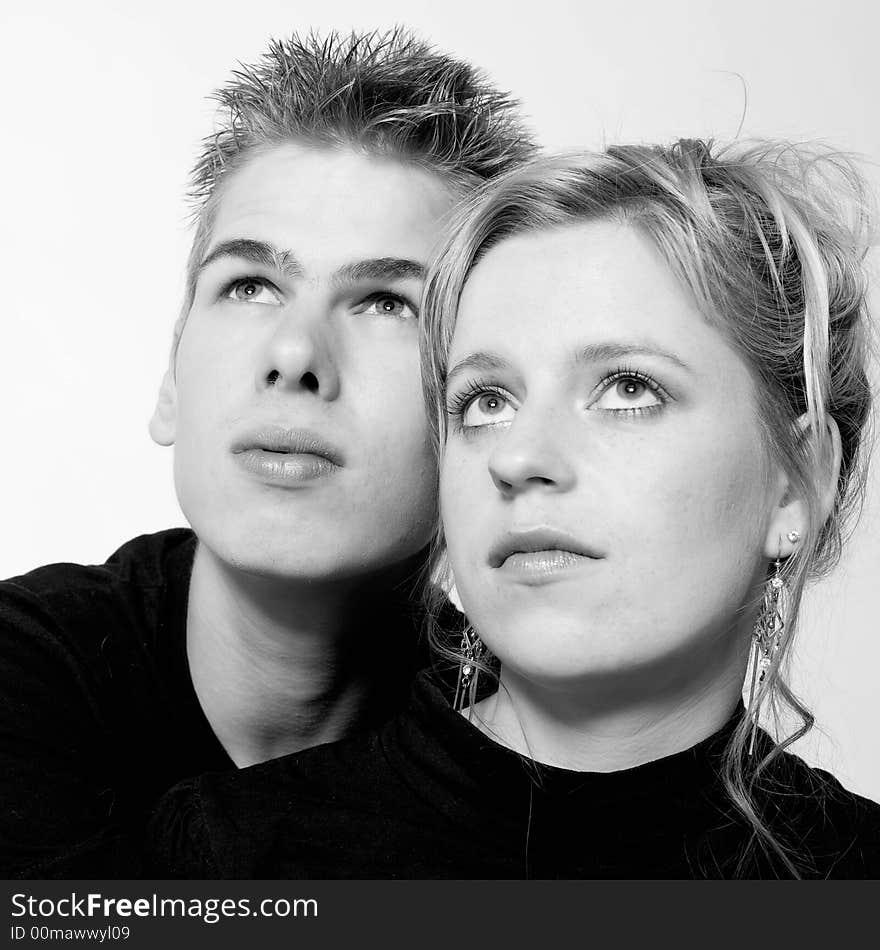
[
  {"xmin": 446, "ymin": 352, "xmax": 511, "ymax": 386},
  {"xmin": 198, "ymin": 239, "xmax": 304, "ymax": 278},
  {"xmin": 332, "ymin": 258, "xmax": 426, "ymax": 286},
  {"xmin": 197, "ymin": 245, "xmax": 424, "ymax": 287},
  {"xmin": 575, "ymin": 342, "xmax": 692, "ymax": 373}
]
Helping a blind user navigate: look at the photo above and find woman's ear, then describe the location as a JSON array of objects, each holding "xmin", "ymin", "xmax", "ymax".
[{"xmin": 763, "ymin": 413, "xmax": 842, "ymax": 558}]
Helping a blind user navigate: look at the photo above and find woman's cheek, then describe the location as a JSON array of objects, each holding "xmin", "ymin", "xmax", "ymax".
[{"xmin": 441, "ymin": 456, "xmax": 487, "ymax": 578}]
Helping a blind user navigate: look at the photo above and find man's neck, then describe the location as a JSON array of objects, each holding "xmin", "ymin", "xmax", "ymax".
[{"xmin": 186, "ymin": 542, "xmax": 420, "ymax": 768}]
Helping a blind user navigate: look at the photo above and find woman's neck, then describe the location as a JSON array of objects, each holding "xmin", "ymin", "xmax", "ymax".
[{"xmin": 468, "ymin": 637, "xmax": 750, "ymax": 773}]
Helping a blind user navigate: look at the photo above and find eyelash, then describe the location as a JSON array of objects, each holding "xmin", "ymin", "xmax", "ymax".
[
  {"xmin": 218, "ymin": 278, "xmax": 417, "ymax": 317},
  {"xmin": 600, "ymin": 366, "xmax": 668, "ymax": 416},
  {"xmin": 445, "ymin": 366, "xmax": 669, "ymax": 432},
  {"xmin": 445, "ymin": 378, "xmax": 511, "ymax": 435},
  {"xmin": 358, "ymin": 291, "xmax": 419, "ymax": 320},
  {"xmin": 220, "ymin": 275, "xmax": 277, "ymax": 301}
]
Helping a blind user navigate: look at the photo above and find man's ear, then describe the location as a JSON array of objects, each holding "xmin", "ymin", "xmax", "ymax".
[
  {"xmin": 763, "ymin": 413, "xmax": 842, "ymax": 558},
  {"xmin": 149, "ymin": 316, "xmax": 186, "ymax": 447},
  {"xmin": 149, "ymin": 367, "xmax": 178, "ymax": 446}
]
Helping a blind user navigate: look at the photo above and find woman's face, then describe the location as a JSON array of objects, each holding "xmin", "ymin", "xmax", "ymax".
[{"xmin": 440, "ymin": 220, "xmax": 783, "ymax": 689}]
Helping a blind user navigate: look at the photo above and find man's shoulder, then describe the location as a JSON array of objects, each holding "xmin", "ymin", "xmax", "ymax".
[
  {"xmin": 203, "ymin": 730, "xmax": 392, "ymax": 806},
  {"xmin": 2, "ymin": 528, "xmax": 194, "ymax": 596},
  {"xmin": 0, "ymin": 528, "xmax": 196, "ymax": 658},
  {"xmin": 196, "ymin": 672, "xmax": 456, "ymax": 823}
]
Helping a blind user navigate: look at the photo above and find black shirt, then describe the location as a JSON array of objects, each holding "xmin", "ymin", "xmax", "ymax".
[
  {"xmin": 150, "ymin": 671, "xmax": 880, "ymax": 879},
  {"xmin": 0, "ymin": 530, "xmax": 430, "ymax": 878}
]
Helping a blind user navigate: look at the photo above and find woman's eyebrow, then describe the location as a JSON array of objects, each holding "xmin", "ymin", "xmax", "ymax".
[
  {"xmin": 446, "ymin": 352, "xmax": 511, "ymax": 386},
  {"xmin": 575, "ymin": 341, "xmax": 693, "ymax": 373}
]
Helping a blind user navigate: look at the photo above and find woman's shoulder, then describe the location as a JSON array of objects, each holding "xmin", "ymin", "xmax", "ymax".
[
  {"xmin": 774, "ymin": 750, "xmax": 880, "ymax": 819},
  {"xmin": 764, "ymin": 750, "xmax": 880, "ymax": 878}
]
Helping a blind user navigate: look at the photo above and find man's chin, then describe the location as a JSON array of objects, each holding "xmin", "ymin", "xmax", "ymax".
[{"xmin": 194, "ymin": 527, "xmax": 431, "ymax": 590}]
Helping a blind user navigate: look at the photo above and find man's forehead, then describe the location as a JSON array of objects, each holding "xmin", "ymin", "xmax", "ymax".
[{"xmin": 209, "ymin": 142, "xmax": 458, "ymax": 259}]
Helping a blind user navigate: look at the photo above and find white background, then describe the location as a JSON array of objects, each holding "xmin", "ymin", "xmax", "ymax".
[{"xmin": 1, "ymin": 0, "xmax": 877, "ymax": 800}]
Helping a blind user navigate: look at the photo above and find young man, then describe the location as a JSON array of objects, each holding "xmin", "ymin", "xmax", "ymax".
[{"xmin": 0, "ymin": 30, "xmax": 533, "ymax": 878}]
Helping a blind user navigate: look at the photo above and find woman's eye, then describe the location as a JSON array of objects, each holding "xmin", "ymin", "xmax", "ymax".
[
  {"xmin": 357, "ymin": 294, "xmax": 417, "ymax": 320},
  {"xmin": 591, "ymin": 377, "xmax": 662, "ymax": 412},
  {"xmin": 461, "ymin": 392, "xmax": 516, "ymax": 428},
  {"xmin": 226, "ymin": 278, "xmax": 282, "ymax": 306}
]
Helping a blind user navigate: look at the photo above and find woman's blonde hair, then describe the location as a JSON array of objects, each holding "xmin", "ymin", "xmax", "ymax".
[{"xmin": 420, "ymin": 139, "xmax": 874, "ymax": 877}]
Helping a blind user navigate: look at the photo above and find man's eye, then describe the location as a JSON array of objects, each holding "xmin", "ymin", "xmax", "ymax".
[
  {"xmin": 461, "ymin": 392, "xmax": 516, "ymax": 428},
  {"xmin": 226, "ymin": 278, "xmax": 282, "ymax": 306},
  {"xmin": 591, "ymin": 376, "xmax": 663, "ymax": 413},
  {"xmin": 357, "ymin": 294, "xmax": 417, "ymax": 320}
]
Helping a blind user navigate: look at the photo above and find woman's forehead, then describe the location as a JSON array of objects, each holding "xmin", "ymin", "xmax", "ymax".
[
  {"xmin": 457, "ymin": 222, "xmax": 673, "ymax": 325},
  {"xmin": 450, "ymin": 221, "xmax": 736, "ymax": 375}
]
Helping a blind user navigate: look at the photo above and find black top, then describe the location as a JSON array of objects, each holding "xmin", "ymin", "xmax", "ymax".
[
  {"xmin": 0, "ymin": 530, "xmax": 430, "ymax": 878},
  {"xmin": 150, "ymin": 671, "xmax": 880, "ymax": 879}
]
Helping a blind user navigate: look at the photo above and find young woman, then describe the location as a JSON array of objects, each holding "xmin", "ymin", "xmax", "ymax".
[{"xmin": 150, "ymin": 139, "xmax": 879, "ymax": 878}]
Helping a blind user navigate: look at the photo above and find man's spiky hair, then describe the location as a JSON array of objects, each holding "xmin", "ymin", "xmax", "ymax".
[
  {"xmin": 174, "ymin": 28, "xmax": 534, "ymax": 319},
  {"xmin": 189, "ymin": 27, "xmax": 535, "ymax": 206}
]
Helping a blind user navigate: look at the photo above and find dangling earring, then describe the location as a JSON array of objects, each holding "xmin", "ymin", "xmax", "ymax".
[
  {"xmin": 453, "ymin": 626, "xmax": 484, "ymax": 713},
  {"xmin": 747, "ymin": 556, "xmax": 786, "ymax": 755}
]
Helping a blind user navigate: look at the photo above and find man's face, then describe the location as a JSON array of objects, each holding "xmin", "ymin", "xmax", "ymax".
[{"xmin": 153, "ymin": 144, "xmax": 455, "ymax": 582}]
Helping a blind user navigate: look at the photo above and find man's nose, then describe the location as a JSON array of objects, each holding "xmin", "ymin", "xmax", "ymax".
[
  {"xmin": 487, "ymin": 407, "xmax": 577, "ymax": 497},
  {"xmin": 257, "ymin": 302, "xmax": 341, "ymax": 400}
]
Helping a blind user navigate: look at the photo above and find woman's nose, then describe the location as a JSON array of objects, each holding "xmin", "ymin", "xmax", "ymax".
[{"xmin": 487, "ymin": 409, "xmax": 577, "ymax": 497}]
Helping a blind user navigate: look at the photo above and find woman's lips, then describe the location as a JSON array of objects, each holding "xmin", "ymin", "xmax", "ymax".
[
  {"xmin": 495, "ymin": 549, "xmax": 597, "ymax": 585},
  {"xmin": 500, "ymin": 549, "xmax": 589, "ymax": 572},
  {"xmin": 488, "ymin": 527, "xmax": 601, "ymax": 583}
]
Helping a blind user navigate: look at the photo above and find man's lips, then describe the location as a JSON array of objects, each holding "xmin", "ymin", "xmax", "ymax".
[
  {"xmin": 488, "ymin": 526, "xmax": 602, "ymax": 568},
  {"xmin": 230, "ymin": 426, "xmax": 344, "ymax": 485},
  {"xmin": 230, "ymin": 426, "xmax": 344, "ymax": 466}
]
